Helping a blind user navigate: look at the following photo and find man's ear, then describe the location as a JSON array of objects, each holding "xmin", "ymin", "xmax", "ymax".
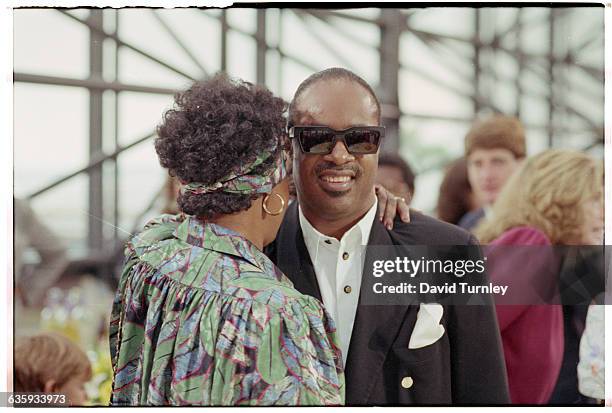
[{"xmin": 43, "ymin": 379, "xmax": 57, "ymax": 393}]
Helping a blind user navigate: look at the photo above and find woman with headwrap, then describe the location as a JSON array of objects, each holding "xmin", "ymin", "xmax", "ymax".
[{"xmin": 109, "ymin": 74, "xmax": 344, "ymax": 406}]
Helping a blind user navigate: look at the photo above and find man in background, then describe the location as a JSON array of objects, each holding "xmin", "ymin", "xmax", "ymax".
[
  {"xmin": 459, "ymin": 114, "xmax": 526, "ymax": 231},
  {"xmin": 376, "ymin": 154, "xmax": 415, "ymax": 204}
]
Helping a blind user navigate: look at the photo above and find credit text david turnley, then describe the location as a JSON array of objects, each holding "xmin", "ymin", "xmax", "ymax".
[{"xmin": 370, "ymin": 256, "xmax": 509, "ymax": 296}]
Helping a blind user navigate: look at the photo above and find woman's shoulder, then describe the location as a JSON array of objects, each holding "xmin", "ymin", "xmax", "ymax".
[
  {"xmin": 121, "ymin": 214, "xmax": 324, "ymax": 312},
  {"xmin": 124, "ymin": 241, "xmax": 316, "ymax": 312},
  {"xmin": 129, "ymin": 214, "xmax": 184, "ymax": 249},
  {"xmin": 491, "ymin": 226, "xmax": 552, "ymax": 246}
]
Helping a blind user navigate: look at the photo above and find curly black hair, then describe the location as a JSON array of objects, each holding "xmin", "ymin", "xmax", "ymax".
[{"xmin": 155, "ymin": 73, "xmax": 287, "ymax": 219}]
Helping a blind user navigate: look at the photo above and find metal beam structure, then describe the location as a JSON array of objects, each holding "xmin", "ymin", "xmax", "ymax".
[
  {"xmin": 26, "ymin": 131, "xmax": 156, "ymax": 200},
  {"xmin": 220, "ymin": 9, "xmax": 228, "ymax": 72},
  {"xmin": 112, "ymin": 10, "xmax": 120, "ymax": 242},
  {"xmin": 292, "ymin": 10, "xmax": 355, "ymax": 71},
  {"xmin": 473, "ymin": 8, "xmax": 482, "ymax": 114},
  {"xmin": 379, "ymin": 9, "xmax": 402, "ymax": 153},
  {"xmin": 151, "ymin": 10, "xmax": 209, "ymax": 79},
  {"xmin": 514, "ymin": 9, "xmax": 524, "ymax": 118},
  {"xmin": 87, "ymin": 10, "xmax": 104, "ymax": 250},
  {"xmin": 548, "ymin": 8, "xmax": 556, "ymax": 147},
  {"xmin": 59, "ymin": 10, "xmax": 196, "ymax": 81},
  {"xmin": 256, "ymin": 9, "xmax": 266, "ymax": 85},
  {"xmin": 13, "ymin": 72, "xmax": 176, "ymax": 95},
  {"xmin": 14, "ymin": 6, "xmax": 604, "ymax": 253}
]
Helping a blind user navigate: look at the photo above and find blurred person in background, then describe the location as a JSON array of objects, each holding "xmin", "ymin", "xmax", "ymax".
[
  {"xmin": 109, "ymin": 74, "xmax": 344, "ymax": 406},
  {"xmin": 476, "ymin": 149, "xmax": 604, "ymax": 404},
  {"xmin": 460, "ymin": 115, "xmax": 526, "ymax": 231},
  {"xmin": 376, "ymin": 153, "xmax": 415, "ymax": 203},
  {"xmin": 436, "ymin": 157, "xmax": 481, "ymax": 225},
  {"xmin": 14, "ymin": 197, "xmax": 69, "ymax": 306},
  {"xmin": 548, "ymin": 188, "xmax": 605, "ymax": 405},
  {"xmin": 577, "ymin": 303, "xmax": 604, "ymax": 402},
  {"xmin": 14, "ymin": 332, "xmax": 92, "ymax": 406}
]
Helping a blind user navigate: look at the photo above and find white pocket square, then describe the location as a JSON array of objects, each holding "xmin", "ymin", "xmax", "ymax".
[{"xmin": 408, "ymin": 303, "xmax": 445, "ymax": 349}]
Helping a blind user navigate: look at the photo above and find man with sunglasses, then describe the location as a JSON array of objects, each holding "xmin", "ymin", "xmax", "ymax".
[{"xmin": 267, "ymin": 68, "xmax": 509, "ymax": 405}]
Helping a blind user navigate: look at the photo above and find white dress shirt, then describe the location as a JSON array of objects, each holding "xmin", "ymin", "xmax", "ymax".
[{"xmin": 298, "ymin": 200, "xmax": 378, "ymax": 367}]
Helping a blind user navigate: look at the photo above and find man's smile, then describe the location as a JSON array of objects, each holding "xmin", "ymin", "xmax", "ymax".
[{"xmin": 316, "ymin": 167, "xmax": 359, "ymax": 193}]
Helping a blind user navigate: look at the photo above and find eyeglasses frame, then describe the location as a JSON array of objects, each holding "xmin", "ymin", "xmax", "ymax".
[{"xmin": 287, "ymin": 125, "xmax": 386, "ymax": 155}]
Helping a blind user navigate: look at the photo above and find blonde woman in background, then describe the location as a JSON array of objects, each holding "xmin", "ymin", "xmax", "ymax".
[{"xmin": 475, "ymin": 149, "xmax": 604, "ymax": 404}]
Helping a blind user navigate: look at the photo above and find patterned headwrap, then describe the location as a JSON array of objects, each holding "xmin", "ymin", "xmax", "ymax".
[{"xmin": 181, "ymin": 138, "xmax": 288, "ymax": 197}]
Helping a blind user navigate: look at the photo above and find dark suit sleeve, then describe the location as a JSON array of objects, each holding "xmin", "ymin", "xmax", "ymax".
[{"xmin": 447, "ymin": 234, "xmax": 510, "ymax": 403}]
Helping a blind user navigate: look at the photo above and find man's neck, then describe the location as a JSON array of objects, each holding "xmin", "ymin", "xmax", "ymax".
[{"xmin": 300, "ymin": 197, "xmax": 375, "ymax": 240}]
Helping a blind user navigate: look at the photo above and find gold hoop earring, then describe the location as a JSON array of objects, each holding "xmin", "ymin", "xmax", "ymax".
[{"xmin": 263, "ymin": 193, "xmax": 285, "ymax": 216}]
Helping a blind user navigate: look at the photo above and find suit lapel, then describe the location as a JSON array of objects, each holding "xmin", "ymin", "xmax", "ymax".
[
  {"xmin": 274, "ymin": 202, "xmax": 323, "ymax": 302},
  {"xmin": 344, "ymin": 218, "xmax": 415, "ymax": 405}
]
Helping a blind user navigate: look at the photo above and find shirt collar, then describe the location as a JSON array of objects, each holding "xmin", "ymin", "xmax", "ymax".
[
  {"xmin": 173, "ymin": 214, "xmax": 273, "ymax": 272},
  {"xmin": 299, "ymin": 198, "xmax": 378, "ymax": 252}
]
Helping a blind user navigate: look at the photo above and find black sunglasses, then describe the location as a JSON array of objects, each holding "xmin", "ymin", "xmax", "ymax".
[{"xmin": 288, "ymin": 126, "xmax": 385, "ymax": 155}]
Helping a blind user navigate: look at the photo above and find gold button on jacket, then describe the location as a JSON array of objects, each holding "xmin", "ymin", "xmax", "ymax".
[{"xmin": 401, "ymin": 376, "xmax": 414, "ymax": 389}]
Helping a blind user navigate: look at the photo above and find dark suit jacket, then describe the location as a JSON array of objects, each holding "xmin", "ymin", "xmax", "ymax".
[{"xmin": 267, "ymin": 202, "xmax": 510, "ymax": 405}]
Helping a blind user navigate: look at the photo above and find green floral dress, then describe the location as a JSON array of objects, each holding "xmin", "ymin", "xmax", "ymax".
[{"xmin": 109, "ymin": 214, "xmax": 344, "ymax": 406}]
